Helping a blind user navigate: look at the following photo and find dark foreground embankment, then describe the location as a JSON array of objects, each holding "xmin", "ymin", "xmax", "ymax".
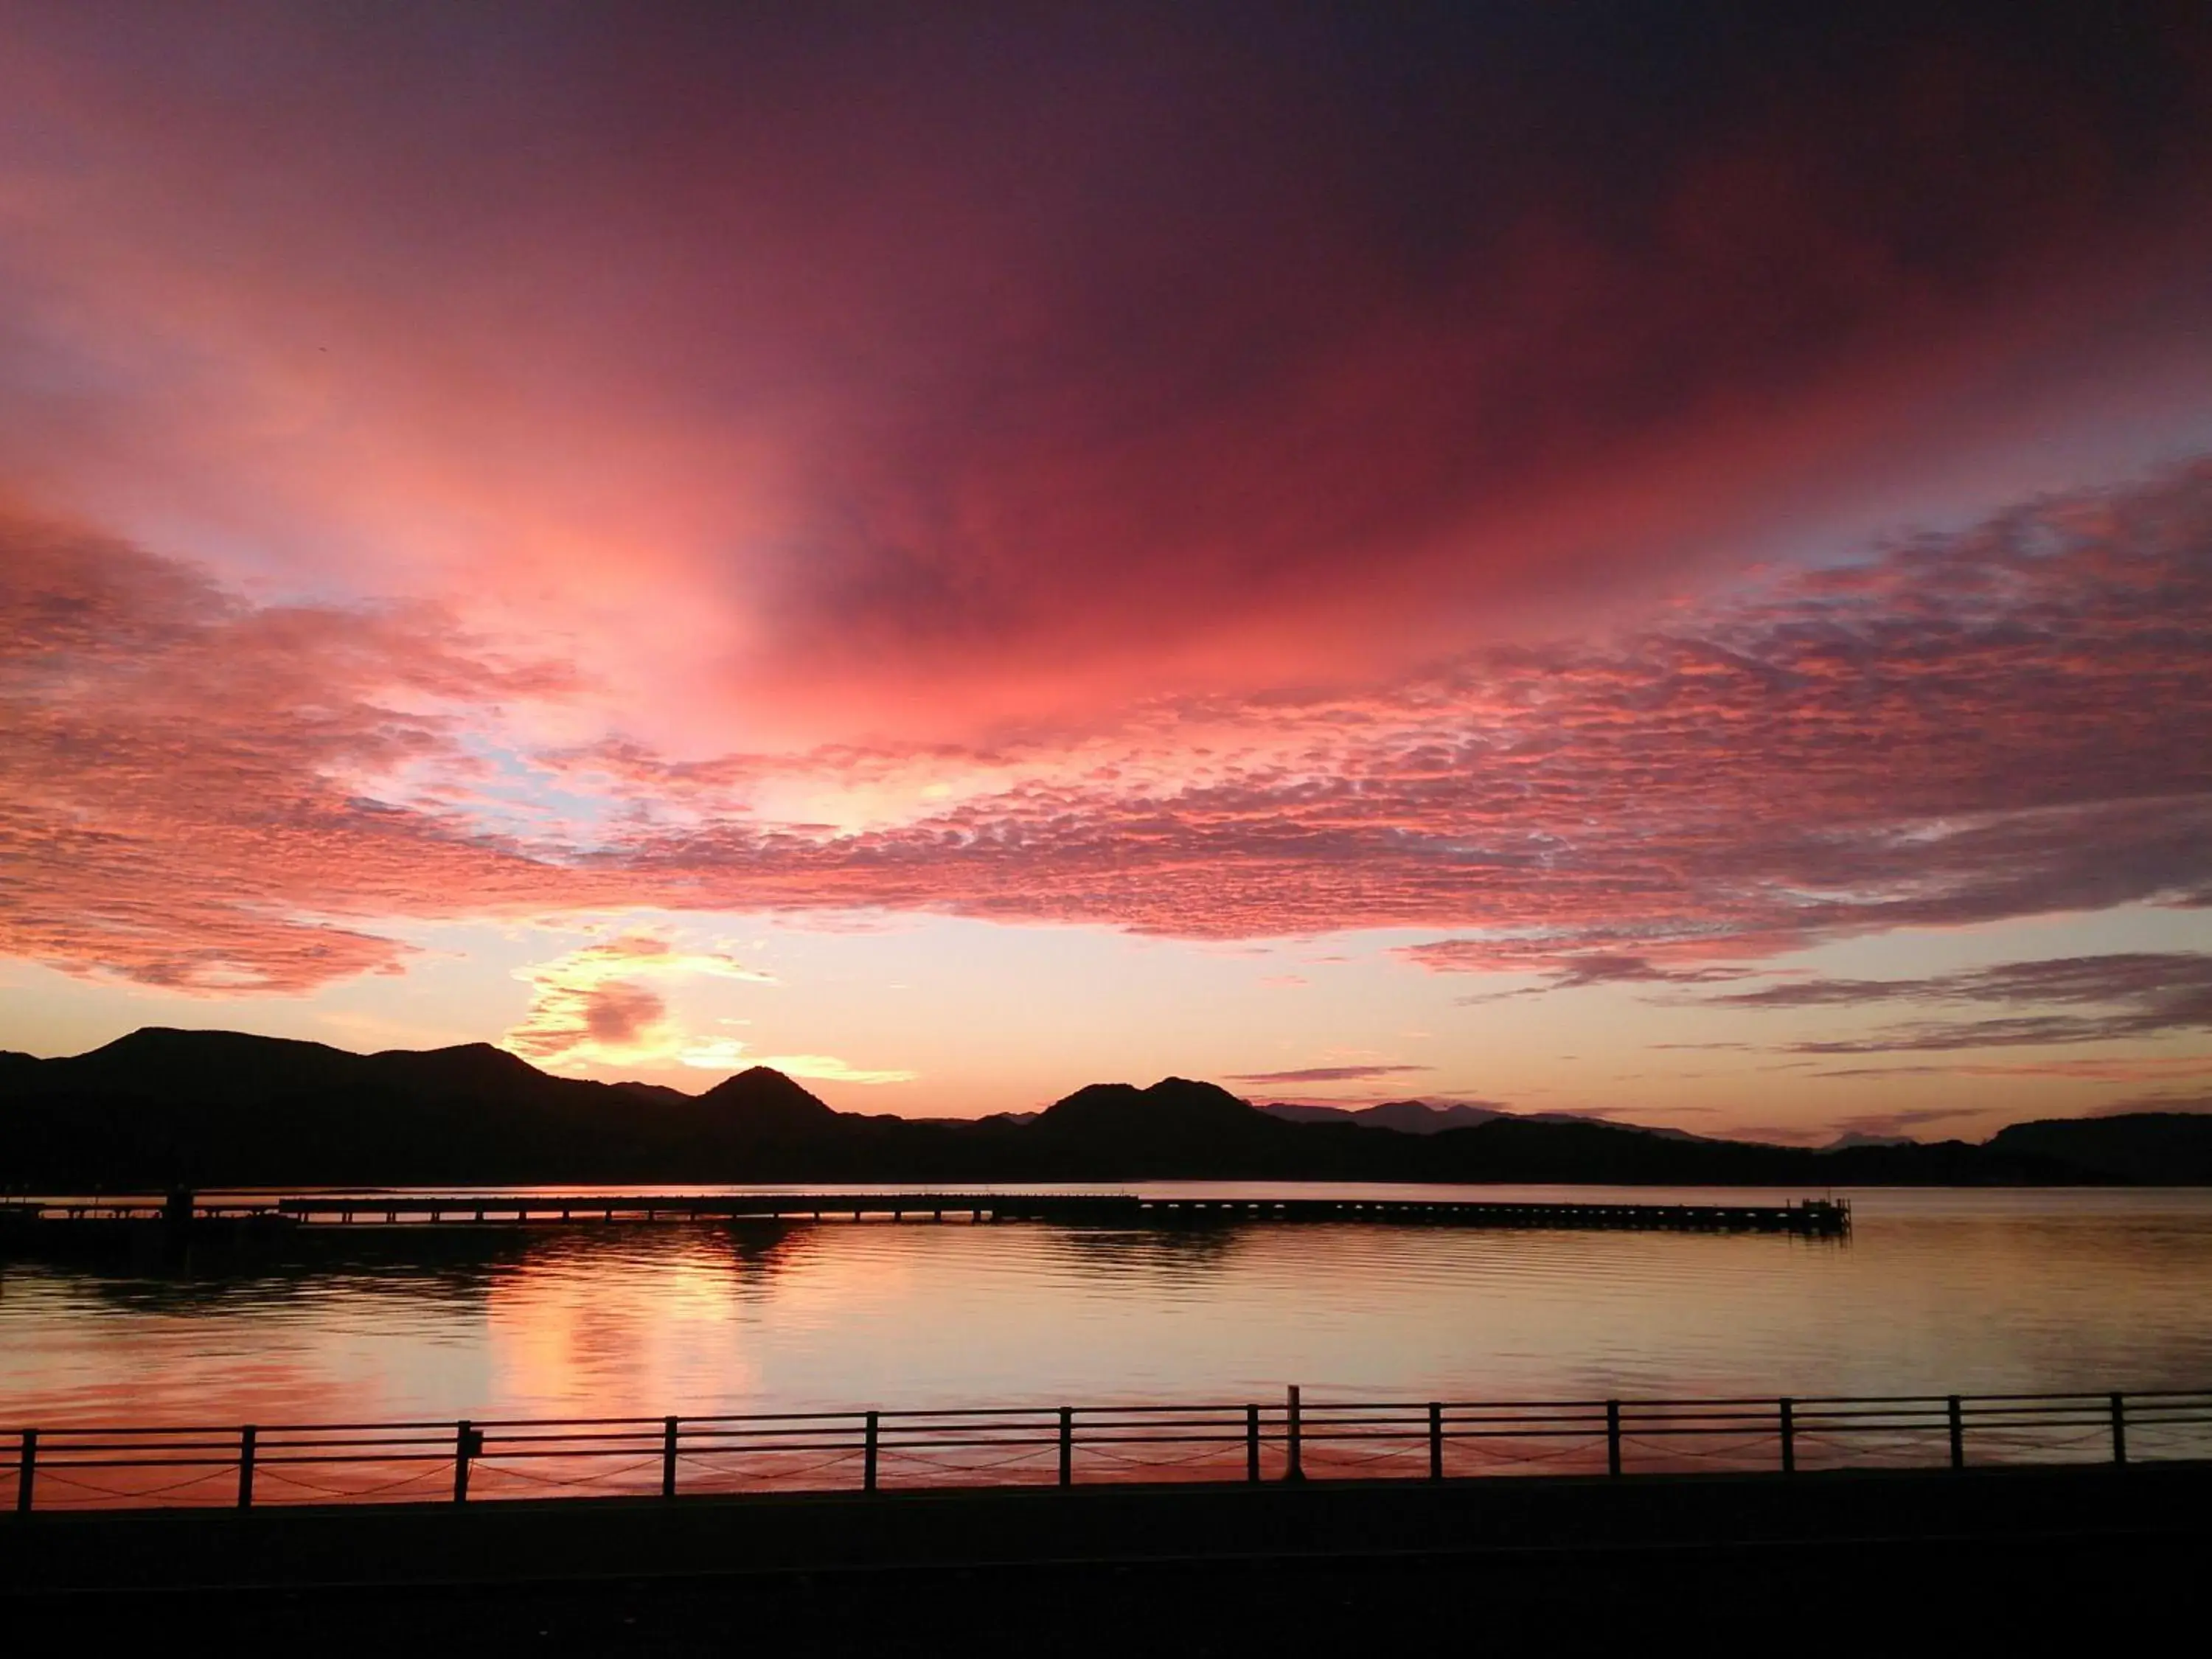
[{"xmin": 4, "ymin": 1463, "xmax": 2206, "ymax": 1652}]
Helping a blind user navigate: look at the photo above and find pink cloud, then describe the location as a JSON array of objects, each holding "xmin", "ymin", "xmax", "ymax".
[
  {"xmin": 4, "ymin": 432, "xmax": 2212, "ymax": 998},
  {"xmin": 0, "ymin": 504, "xmax": 605, "ymax": 991}
]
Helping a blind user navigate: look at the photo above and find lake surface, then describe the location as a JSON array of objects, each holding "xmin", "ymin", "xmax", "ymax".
[{"xmin": 9, "ymin": 1184, "xmax": 2212, "ymax": 1433}]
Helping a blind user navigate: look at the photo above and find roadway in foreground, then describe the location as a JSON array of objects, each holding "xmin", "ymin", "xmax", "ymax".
[{"xmin": 4, "ymin": 1462, "xmax": 2203, "ymax": 1652}]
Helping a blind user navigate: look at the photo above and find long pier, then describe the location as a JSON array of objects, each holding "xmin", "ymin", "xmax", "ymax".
[{"xmin": 0, "ymin": 1191, "xmax": 1851, "ymax": 1234}]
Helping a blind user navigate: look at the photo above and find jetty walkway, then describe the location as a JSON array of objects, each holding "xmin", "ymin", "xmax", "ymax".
[{"xmin": 0, "ymin": 1190, "xmax": 1852, "ymax": 1234}]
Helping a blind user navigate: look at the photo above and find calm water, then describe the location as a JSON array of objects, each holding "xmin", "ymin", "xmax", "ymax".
[{"xmin": 7, "ymin": 1184, "xmax": 2212, "ymax": 1430}]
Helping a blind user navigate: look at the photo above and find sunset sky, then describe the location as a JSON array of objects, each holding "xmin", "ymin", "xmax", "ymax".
[{"xmin": 4, "ymin": 3, "xmax": 2212, "ymax": 1142}]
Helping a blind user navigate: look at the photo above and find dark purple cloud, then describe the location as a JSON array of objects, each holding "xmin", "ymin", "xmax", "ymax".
[
  {"xmin": 1226, "ymin": 1064, "xmax": 1434, "ymax": 1085},
  {"xmin": 1705, "ymin": 953, "xmax": 2212, "ymax": 1052},
  {"xmin": 4, "ymin": 4, "xmax": 2212, "ymax": 743}
]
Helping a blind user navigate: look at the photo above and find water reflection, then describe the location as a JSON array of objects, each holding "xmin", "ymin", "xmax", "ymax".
[{"xmin": 2, "ymin": 1187, "xmax": 2209, "ymax": 1434}]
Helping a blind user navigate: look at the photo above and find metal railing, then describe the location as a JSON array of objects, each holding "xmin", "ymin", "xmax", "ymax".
[{"xmin": 7, "ymin": 1387, "xmax": 2208, "ymax": 1513}]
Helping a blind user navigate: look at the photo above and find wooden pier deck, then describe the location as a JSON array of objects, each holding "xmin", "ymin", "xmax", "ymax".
[{"xmin": 0, "ymin": 1191, "xmax": 1851, "ymax": 1234}]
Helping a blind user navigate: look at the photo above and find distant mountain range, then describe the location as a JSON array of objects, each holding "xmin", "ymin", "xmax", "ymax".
[
  {"xmin": 2, "ymin": 1027, "xmax": 2208, "ymax": 1188},
  {"xmin": 1258, "ymin": 1099, "xmax": 1506, "ymax": 1133},
  {"xmin": 1256, "ymin": 1099, "xmax": 1708, "ymax": 1139}
]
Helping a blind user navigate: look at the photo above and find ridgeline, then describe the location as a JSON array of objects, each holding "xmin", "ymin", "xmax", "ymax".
[{"xmin": 2, "ymin": 1027, "xmax": 2207, "ymax": 1188}]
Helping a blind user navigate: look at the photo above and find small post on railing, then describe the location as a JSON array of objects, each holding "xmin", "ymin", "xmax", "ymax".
[
  {"xmin": 238, "ymin": 1425, "xmax": 257, "ymax": 1509},
  {"xmin": 863, "ymin": 1411, "xmax": 879, "ymax": 1492},
  {"xmin": 662, "ymin": 1415, "xmax": 679, "ymax": 1499},
  {"xmin": 1947, "ymin": 1395, "xmax": 1964, "ymax": 1470},
  {"xmin": 453, "ymin": 1419, "xmax": 479, "ymax": 1503},
  {"xmin": 2110, "ymin": 1393, "xmax": 2127, "ymax": 1467},
  {"xmin": 1245, "ymin": 1404, "xmax": 1261, "ymax": 1482},
  {"xmin": 1058, "ymin": 1406, "xmax": 1074, "ymax": 1487},
  {"xmin": 1428, "ymin": 1402, "xmax": 1444, "ymax": 1481},
  {"xmin": 1606, "ymin": 1399, "xmax": 1622, "ymax": 1478},
  {"xmin": 1778, "ymin": 1398, "xmax": 1795, "ymax": 1476},
  {"xmin": 15, "ymin": 1428, "xmax": 35, "ymax": 1514},
  {"xmin": 1284, "ymin": 1385, "xmax": 1304, "ymax": 1482}
]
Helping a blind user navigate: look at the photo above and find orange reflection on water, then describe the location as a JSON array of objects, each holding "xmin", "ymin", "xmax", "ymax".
[{"xmin": 4, "ymin": 1185, "xmax": 2212, "ymax": 1500}]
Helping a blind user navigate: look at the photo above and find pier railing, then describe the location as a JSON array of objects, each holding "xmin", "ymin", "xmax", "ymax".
[{"xmin": 7, "ymin": 1387, "xmax": 2208, "ymax": 1512}]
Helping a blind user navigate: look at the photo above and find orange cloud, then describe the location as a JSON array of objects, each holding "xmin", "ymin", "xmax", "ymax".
[{"xmin": 503, "ymin": 934, "xmax": 773, "ymax": 1071}]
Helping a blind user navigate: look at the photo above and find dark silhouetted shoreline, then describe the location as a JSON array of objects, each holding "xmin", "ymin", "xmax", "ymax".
[{"xmin": 5, "ymin": 1026, "xmax": 2208, "ymax": 1188}]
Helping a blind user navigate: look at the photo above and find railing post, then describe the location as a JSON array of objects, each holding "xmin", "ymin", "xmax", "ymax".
[
  {"xmin": 1059, "ymin": 1407, "xmax": 1074, "ymax": 1487},
  {"xmin": 15, "ymin": 1428, "xmax": 34, "ymax": 1514},
  {"xmin": 453, "ymin": 1419, "xmax": 479, "ymax": 1503},
  {"xmin": 1428, "ymin": 1402, "xmax": 1444, "ymax": 1481},
  {"xmin": 1606, "ymin": 1399, "xmax": 1622, "ymax": 1478},
  {"xmin": 1245, "ymin": 1405, "xmax": 1261, "ymax": 1482},
  {"xmin": 662, "ymin": 1415, "xmax": 679, "ymax": 1499},
  {"xmin": 863, "ymin": 1411, "xmax": 879, "ymax": 1492},
  {"xmin": 238, "ymin": 1425, "xmax": 257, "ymax": 1509},
  {"xmin": 1284, "ymin": 1385, "xmax": 1304, "ymax": 1482},
  {"xmin": 2110, "ymin": 1393, "xmax": 2127, "ymax": 1467},
  {"xmin": 1947, "ymin": 1396, "xmax": 1964, "ymax": 1470},
  {"xmin": 1778, "ymin": 1397, "xmax": 1794, "ymax": 1475}
]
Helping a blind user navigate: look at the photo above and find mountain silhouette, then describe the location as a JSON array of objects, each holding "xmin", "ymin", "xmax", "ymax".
[
  {"xmin": 1261, "ymin": 1099, "xmax": 1505, "ymax": 1133},
  {"xmin": 0, "ymin": 1026, "xmax": 810, "ymax": 1186},
  {"xmin": 1041, "ymin": 1078, "xmax": 1270, "ymax": 1139},
  {"xmin": 57, "ymin": 1026, "xmax": 366, "ymax": 1103},
  {"xmin": 1031, "ymin": 1078, "xmax": 1295, "ymax": 1175},
  {"xmin": 698, "ymin": 1065, "xmax": 844, "ymax": 1138},
  {"xmin": 1987, "ymin": 1112, "xmax": 2212, "ymax": 1183},
  {"xmin": 0, "ymin": 1026, "xmax": 2192, "ymax": 1188}
]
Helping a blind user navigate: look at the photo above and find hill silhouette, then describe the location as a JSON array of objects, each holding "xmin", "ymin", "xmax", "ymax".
[
  {"xmin": 697, "ymin": 1066, "xmax": 844, "ymax": 1138},
  {"xmin": 1986, "ymin": 1112, "xmax": 2212, "ymax": 1183},
  {"xmin": 0, "ymin": 1026, "xmax": 2194, "ymax": 1188},
  {"xmin": 1261, "ymin": 1099, "xmax": 1504, "ymax": 1133},
  {"xmin": 1033, "ymin": 1078, "xmax": 1295, "ymax": 1173}
]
